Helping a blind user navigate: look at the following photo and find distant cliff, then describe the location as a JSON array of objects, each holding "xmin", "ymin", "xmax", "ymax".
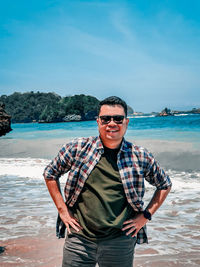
[
  {"xmin": 38, "ymin": 94, "xmax": 100, "ymax": 123},
  {"xmin": 0, "ymin": 92, "xmax": 100, "ymax": 123},
  {"xmin": 0, "ymin": 103, "xmax": 12, "ymax": 136},
  {"xmin": 0, "ymin": 92, "xmax": 134, "ymax": 123}
]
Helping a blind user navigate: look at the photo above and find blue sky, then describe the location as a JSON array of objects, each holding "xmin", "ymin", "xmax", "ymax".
[{"xmin": 0, "ymin": 0, "xmax": 200, "ymax": 112}]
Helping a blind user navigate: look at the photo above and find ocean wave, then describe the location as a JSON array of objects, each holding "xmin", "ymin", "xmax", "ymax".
[
  {"xmin": 0, "ymin": 158, "xmax": 49, "ymax": 179},
  {"xmin": 0, "ymin": 158, "xmax": 199, "ymax": 192},
  {"xmin": 144, "ymin": 169, "xmax": 200, "ymax": 195}
]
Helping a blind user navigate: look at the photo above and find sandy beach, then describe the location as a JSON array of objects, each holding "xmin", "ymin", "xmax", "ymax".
[
  {"xmin": 1, "ymin": 137, "xmax": 200, "ymax": 266},
  {"xmin": 1, "ymin": 230, "xmax": 200, "ymax": 267},
  {"xmin": 1, "ymin": 231, "xmax": 64, "ymax": 267},
  {"xmin": 1, "ymin": 232, "xmax": 200, "ymax": 267}
]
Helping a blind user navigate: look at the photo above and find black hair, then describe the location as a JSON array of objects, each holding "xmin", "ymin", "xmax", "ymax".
[{"xmin": 98, "ymin": 96, "xmax": 128, "ymax": 117}]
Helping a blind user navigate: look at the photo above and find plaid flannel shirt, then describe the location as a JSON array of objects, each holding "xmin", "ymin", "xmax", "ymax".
[{"xmin": 43, "ymin": 136, "xmax": 172, "ymax": 244}]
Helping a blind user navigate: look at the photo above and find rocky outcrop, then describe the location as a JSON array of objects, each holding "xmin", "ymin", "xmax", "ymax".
[
  {"xmin": 169, "ymin": 108, "xmax": 200, "ymax": 116},
  {"xmin": 190, "ymin": 108, "xmax": 200, "ymax": 114},
  {"xmin": 0, "ymin": 103, "xmax": 12, "ymax": 136},
  {"xmin": 157, "ymin": 108, "xmax": 174, "ymax": 117},
  {"xmin": 63, "ymin": 114, "xmax": 82, "ymax": 122},
  {"xmin": 127, "ymin": 105, "xmax": 134, "ymax": 115}
]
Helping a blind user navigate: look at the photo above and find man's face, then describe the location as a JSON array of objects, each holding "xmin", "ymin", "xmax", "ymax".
[{"xmin": 97, "ymin": 104, "xmax": 129, "ymax": 146}]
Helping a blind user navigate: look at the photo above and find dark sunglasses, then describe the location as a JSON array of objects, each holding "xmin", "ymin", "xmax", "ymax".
[{"xmin": 99, "ymin": 115, "xmax": 125, "ymax": 125}]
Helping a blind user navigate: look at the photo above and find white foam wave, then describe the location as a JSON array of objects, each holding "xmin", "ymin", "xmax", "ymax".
[
  {"xmin": 0, "ymin": 158, "xmax": 50, "ymax": 179},
  {"xmin": 130, "ymin": 115, "xmax": 156, "ymax": 118},
  {"xmin": 143, "ymin": 169, "xmax": 200, "ymax": 193},
  {"xmin": 174, "ymin": 114, "xmax": 189, "ymax": 116},
  {"xmin": 167, "ymin": 169, "xmax": 200, "ymax": 191},
  {"xmin": 0, "ymin": 158, "xmax": 199, "ymax": 191}
]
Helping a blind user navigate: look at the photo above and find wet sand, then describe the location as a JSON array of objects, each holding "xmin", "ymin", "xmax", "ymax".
[
  {"xmin": 1, "ymin": 231, "xmax": 64, "ymax": 267},
  {"xmin": 1, "ymin": 232, "xmax": 200, "ymax": 267}
]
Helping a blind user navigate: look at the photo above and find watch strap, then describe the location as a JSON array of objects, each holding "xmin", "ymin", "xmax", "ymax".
[{"xmin": 143, "ymin": 209, "xmax": 152, "ymax": 220}]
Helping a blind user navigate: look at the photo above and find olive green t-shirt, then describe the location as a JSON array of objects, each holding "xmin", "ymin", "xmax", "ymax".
[{"xmin": 70, "ymin": 146, "xmax": 134, "ymax": 241}]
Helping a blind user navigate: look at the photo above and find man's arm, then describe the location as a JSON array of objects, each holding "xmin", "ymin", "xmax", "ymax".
[
  {"xmin": 145, "ymin": 186, "xmax": 171, "ymax": 215},
  {"xmin": 45, "ymin": 179, "xmax": 82, "ymax": 234},
  {"xmin": 122, "ymin": 186, "xmax": 171, "ymax": 236}
]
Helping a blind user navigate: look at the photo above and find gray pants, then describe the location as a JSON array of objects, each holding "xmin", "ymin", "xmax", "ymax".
[{"xmin": 62, "ymin": 234, "xmax": 137, "ymax": 267}]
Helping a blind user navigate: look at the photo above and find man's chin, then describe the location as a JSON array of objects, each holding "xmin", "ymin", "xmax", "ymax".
[{"xmin": 105, "ymin": 134, "xmax": 119, "ymax": 140}]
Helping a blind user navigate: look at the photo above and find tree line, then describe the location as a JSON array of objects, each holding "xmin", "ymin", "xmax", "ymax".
[{"xmin": 0, "ymin": 92, "xmax": 100, "ymax": 123}]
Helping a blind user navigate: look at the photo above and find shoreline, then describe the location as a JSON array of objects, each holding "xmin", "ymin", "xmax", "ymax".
[{"xmin": 1, "ymin": 137, "xmax": 200, "ymax": 172}]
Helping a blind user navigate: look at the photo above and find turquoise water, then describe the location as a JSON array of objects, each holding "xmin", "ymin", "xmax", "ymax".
[{"xmin": 2, "ymin": 114, "xmax": 200, "ymax": 143}]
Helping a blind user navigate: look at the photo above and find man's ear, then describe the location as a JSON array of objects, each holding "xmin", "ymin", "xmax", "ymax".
[{"xmin": 126, "ymin": 118, "xmax": 129, "ymax": 126}]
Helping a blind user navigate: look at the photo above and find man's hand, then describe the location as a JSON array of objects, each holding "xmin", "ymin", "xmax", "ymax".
[
  {"xmin": 122, "ymin": 213, "xmax": 148, "ymax": 237},
  {"xmin": 59, "ymin": 208, "xmax": 83, "ymax": 234},
  {"xmin": 45, "ymin": 179, "xmax": 83, "ymax": 234},
  {"xmin": 122, "ymin": 187, "xmax": 171, "ymax": 237}
]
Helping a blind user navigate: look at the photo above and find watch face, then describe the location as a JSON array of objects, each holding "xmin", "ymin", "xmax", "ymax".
[{"xmin": 144, "ymin": 210, "xmax": 152, "ymax": 220}]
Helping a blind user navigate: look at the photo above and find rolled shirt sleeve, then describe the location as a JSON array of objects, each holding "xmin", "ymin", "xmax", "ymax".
[{"xmin": 43, "ymin": 144, "xmax": 72, "ymax": 181}]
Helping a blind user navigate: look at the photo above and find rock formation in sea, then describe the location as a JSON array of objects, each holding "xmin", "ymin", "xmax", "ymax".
[
  {"xmin": 0, "ymin": 103, "xmax": 12, "ymax": 136},
  {"xmin": 63, "ymin": 114, "xmax": 82, "ymax": 122},
  {"xmin": 157, "ymin": 107, "xmax": 174, "ymax": 117}
]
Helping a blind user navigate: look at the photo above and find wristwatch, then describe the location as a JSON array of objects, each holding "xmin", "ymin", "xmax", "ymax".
[{"xmin": 143, "ymin": 209, "xmax": 152, "ymax": 220}]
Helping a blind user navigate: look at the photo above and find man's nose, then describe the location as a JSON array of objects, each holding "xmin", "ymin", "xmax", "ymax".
[{"xmin": 107, "ymin": 119, "xmax": 117, "ymax": 125}]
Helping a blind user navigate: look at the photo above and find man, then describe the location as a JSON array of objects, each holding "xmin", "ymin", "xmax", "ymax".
[{"xmin": 44, "ymin": 96, "xmax": 172, "ymax": 267}]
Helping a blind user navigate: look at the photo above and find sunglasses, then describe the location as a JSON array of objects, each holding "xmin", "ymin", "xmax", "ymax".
[{"xmin": 99, "ymin": 115, "xmax": 125, "ymax": 125}]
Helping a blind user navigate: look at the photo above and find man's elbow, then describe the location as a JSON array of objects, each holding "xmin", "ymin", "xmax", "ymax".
[
  {"xmin": 156, "ymin": 185, "xmax": 172, "ymax": 196},
  {"xmin": 164, "ymin": 186, "xmax": 172, "ymax": 196},
  {"xmin": 162, "ymin": 185, "xmax": 172, "ymax": 195}
]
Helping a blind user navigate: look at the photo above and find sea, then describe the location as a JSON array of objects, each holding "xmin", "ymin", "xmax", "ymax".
[{"xmin": 0, "ymin": 114, "xmax": 200, "ymax": 266}]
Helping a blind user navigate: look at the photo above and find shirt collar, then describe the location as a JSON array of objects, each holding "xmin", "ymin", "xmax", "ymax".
[{"xmin": 119, "ymin": 138, "xmax": 132, "ymax": 152}]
